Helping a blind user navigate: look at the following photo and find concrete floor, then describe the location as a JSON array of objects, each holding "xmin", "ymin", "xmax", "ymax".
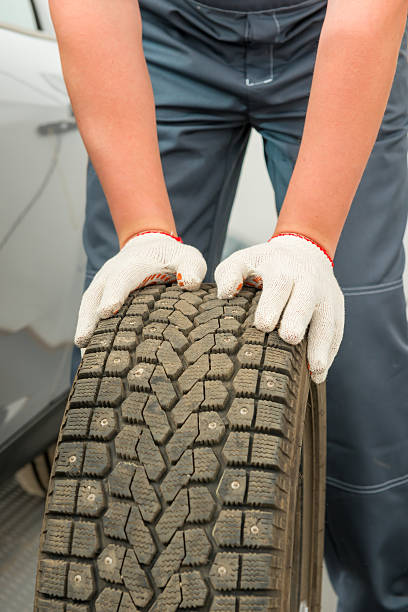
[{"xmin": 0, "ymin": 476, "xmax": 338, "ymax": 612}]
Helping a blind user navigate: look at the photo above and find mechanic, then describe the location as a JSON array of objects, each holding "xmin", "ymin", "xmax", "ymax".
[{"xmin": 50, "ymin": 0, "xmax": 408, "ymax": 610}]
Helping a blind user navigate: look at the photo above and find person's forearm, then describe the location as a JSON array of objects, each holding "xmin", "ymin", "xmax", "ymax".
[
  {"xmin": 49, "ymin": 0, "xmax": 176, "ymax": 247},
  {"xmin": 274, "ymin": 0, "xmax": 408, "ymax": 259}
]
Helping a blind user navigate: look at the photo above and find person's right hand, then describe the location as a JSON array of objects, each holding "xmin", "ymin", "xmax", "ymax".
[{"xmin": 75, "ymin": 231, "xmax": 207, "ymax": 348}]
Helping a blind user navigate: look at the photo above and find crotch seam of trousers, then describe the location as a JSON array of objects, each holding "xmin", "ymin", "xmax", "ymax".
[
  {"xmin": 327, "ymin": 473, "xmax": 408, "ymax": 495},
  {"xmin": 341, "ymin": 277, "xmax": 404, "ymax": 296},
  {"xmin": 204, "ymin": 127, "xmax": 249, "ymax": 267}
]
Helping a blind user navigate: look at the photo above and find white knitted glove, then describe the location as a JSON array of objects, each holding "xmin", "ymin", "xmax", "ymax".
[
  {"xmin": 75, "ymin": 232, "xmax": 207, "ymax": 348},
  {"xmin": 215, "ymin": 233, "xmax": 344, "ymax": 384}
]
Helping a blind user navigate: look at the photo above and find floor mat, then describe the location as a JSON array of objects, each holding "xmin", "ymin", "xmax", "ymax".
[{"xmin": 0, "ymin": 478, "xmax": 44, "ymax": 612}]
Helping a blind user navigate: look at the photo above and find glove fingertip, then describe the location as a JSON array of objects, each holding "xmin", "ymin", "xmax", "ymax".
[
  {"xmin": 278, "ymin": 325, "xmax": 305, "ymax": 346},
  {"xmin": 310, "ymin": 369, "xmax": 328, "ymax": 384}
]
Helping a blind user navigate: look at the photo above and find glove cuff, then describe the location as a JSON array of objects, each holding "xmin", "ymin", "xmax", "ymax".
[
  {"xmin": 121, "ymin": 230, "xmax": 183, "ymax": 249},
  {"xmin": 268, "ymin": 232, "xmax": 334, "ymax": 267}
]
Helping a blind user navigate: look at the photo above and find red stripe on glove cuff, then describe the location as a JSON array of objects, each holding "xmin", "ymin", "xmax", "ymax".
[{"xmin": 268, "ymin": 232, "xmax": 334, "ymax": 267}]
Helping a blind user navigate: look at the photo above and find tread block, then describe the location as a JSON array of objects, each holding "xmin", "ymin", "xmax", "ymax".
[
  {"xmin": 187, "ymin": 487, "xmax": 216, "ymax": 524},
  {"xmin": 105, "ymin": 351, "xmax": 132, "ymax": 377},
  {"xmin": 183, "ymin": 528, "xmax": 211, "ymax": 566},
  {"xmin": 113, "ymin": 330, "xmax": 137, "ymax": 351},
  {"xmin": 95, "ymin": 588, "xmax": 122, "ymax": 612},
  {"xmin": 142, "ymin": 321, "xmax": 167, "ymax": 340},
  {"xmin": 196, "ymin": 412, "xmax": 225, "ymax": 445},
  {"xmin": 166, "ymin": 413, "xmax": 198, "ymax": 463},
  {"xmin": 243, "ymin": 511, "xmax": 283, "ymax": 549},
  {"xmin": 109, "ymin": 461, "xmax": 136, "ymax": 498},
  {"xmin": 86, "ymin": 332, "xmax": 115, "ymax": 353},
  {"xmin": 97, "ymin": 377, "xmax": 123, "ymax": 406},
  {"xmin": 128, "ymin": 362, "xmax": 155, "ymax": 392},
  {"xmin": 240, "ymin": 553, "xmax": 282, "ymax": 590},
  {"xmin": 161, "ymin": 450, "xmax": 194, "ymax": 503},
  {"xmin": 55, "ymin": 442, "xmax": 85, "ymax": 477},
  {"xmin": 149, "ymin": 574, "xmax": 181, "ymax": 612},
  {"xmin": 103, "ymin": 502, "xmax": 130, "ymax": 540},
  {"xmin": 115, "ymin": 425, "xmax": 142, "ymax": 460},
  {"xmin": 77, "ymin": 480, "xmax": 106, "ymax": 517},
  {"xmin": 156, "ymin": 340, "xmax": 183, "ymax": 379},
  {"xmin": 89, "ymin": 408, "xmax": 118, "ymax": 440},
  {"xmin": 258, "ymin": 371, "xmax": 292, "ymax": 405},
  {"xmin": 250, "ymin": 434, "xmax": 290, "ymax": 472},
  {"xmin": 143, "ymin": 396, "xmax": 171, "ymax": 444},
  {"xmin": 119, "ymin": 315, "xmax": 143, "ymax": 333},
  {"xmin": 247, "ymin": 471, "xmax": 288, "ymax": 510},
  {"xmin": 79, "ymin": 351, "xmax": 107, "ymax": 378},
  {"xmin": 222, "ymin": 432, "xmax": 250, "ymax": 465},
  {"xmin": 94, "ymin": 316, "xmax": 121, "ymax": 334},
  {"xmin": 67, "ymin": 563, "xmax": 96, "ymax": 602},
  {"xmin": 71, "ymin": 521, "xmax": 100, "ymax": 558},
  {"xmin": 179, "ymin": 355, "xmax": 209, "ymax": 393},
  {"xmin": 202, "ymin": 380, "xmax": 228, "ymax": 410},
  {"xmin": 189, "ymin": 319, "xmax": 219, "ymax": 342},
  {"xmin": 209, "ymin": 553, "xmax": 239, "ymax": 590},
  {"xmin": 172, "ymin": 382, "xmax": 204, "ymax": 426},
  {"xmin": 199, "ymin": 298, "xmax": 226, "ymax": 311},
  {"xmin": 210, "ymin": 596, "xmax": 236, "ymax": 612},
  {"xmin": 195, "ymin": 307, "xmax": 223, "ymax": 326},
  {"xmin": 152, "ymin": 531, "xmax": 185, "ymax": 587},
  {"xmin": 163, "ymin": 324, "xmax": 189, "ymax": 353},
  {"xmin": 150, "ymin": 365, "xmax": 177, "ymax": 409},
  {"xmin": 184, "ymin": 334, "xmax": 215, "ymax": 365},
  {"xmin": 212, "ymin": 334, "xmax": 239, "ymax": 354},
  {"xmin": 226, "ymin": 398, "xmax": 254, "ymax": 430},
  {"xmin": 237, "ymin": 344, "xmax": 263, "ymax": 369},
  {"xmin": 121, "ymin": 548, "xmax": 153, "ymax": 607},
  {"xmin": 179, "ymin": 571, "xmax": 208, "ymax": 608},
  {"xmin": 121, "ymin": 392, "xmax": 148, "ymax": 424},
  {"xmin": 49, "ymin": 479, "xmax": 78, "ymax": 514},
  {"xmin": 125, "ymin": 506, "xmax": 157, "ymax": 564},
  {"xmin": 126, "ymin": 303, "xmax": 150, "ymax": 319},
  {"xmin": 208, "ymin": 353, "xmax": 234, "ymax": 380},
  {"xmin": 241, "ymin": 327, "xmax": 266, "ymax": 345},
  {"xmin": 264, "ymin": 346, "xmax": 294, "ymax": 375},
  {"xmin": 217, "ymin": 469, "xmax": 247, "ymax": 505},
  {"xmin": 179, "ymin": 292, "xmax": 203, "ymax": 306},
  {"xmin": 43, "ymin": 518, "xmax": 72, "ymax": 555},
  {"xmin": 83, "ymin": 442, "xmax": 111, "ymax": 477},
  {"xmin": 224, "ymin": 305, "xmax": 246, "ymax": 322},
  {"xmin": 130, "ymin": 465, "xmax": 161, "ymax": 522},
  {"xmin": 218, "ymin": 317, "xmax": 241, "ymax": 334},
  {"xmin": 212, "ymin": 510, "xmax": 242, "ymax": 548},
  {"xmin": 71, "ymin": 379, "xmax": 99, "ymax": 407},
  {"xmin": 37, "ymin": 598, "xmax": 65, "ymax": 612},
  {"xmin": 255, "ymin": 400, "xmax": 292, "ymax": 437},
  {"xmin": 135, "ymin": 338, "xmax": 161, "ymax": 363},
  {"xmin": 233, "ymin": 368, "xmax": 258, "ymax": 398},
  {"xmin": 62, "ymin": 409, "xmax": 92, "ymax": 440},
  {"xmin": 38, "ymin": 559, "xmax": 68, "ymax": 597},
  {"xmin": 156, "ymin": 489, "xmax": 189, "ymax": 544},
  {"xmin": 175, "ymin": 299, "xmax": 198, "ymax": 318},
  {"xmin": 192, "ymin": 447, "xmax": 220, "ymax": 482},
  {"xmin": 97, "ymin": 544, "xmax": 126, "ymax": 583},
  {"xmin": 137, "ymin": 428, "xmax": 166, "ymax": 480},
  {"xmin": 239, "ymin": 596, "xmax": 280, "ymax": 611},
  {"xmin": 168, "ymin": 310, "xmax": 194, "ymax": 332}
]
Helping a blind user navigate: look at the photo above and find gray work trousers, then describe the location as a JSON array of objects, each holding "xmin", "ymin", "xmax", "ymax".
[{"xmin": 76, "ymin": 0, "xmax": 408, "ymax": 609}]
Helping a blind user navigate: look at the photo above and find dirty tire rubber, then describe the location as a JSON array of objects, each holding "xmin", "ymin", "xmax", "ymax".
[{"xmin": 35, "ymin": 283, "xmax": 326, "ymax": 612}]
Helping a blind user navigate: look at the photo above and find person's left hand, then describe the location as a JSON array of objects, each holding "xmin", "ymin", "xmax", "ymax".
[{"xmin": 214, "ymin": 233, "xmax": 345, "ymax": 384}]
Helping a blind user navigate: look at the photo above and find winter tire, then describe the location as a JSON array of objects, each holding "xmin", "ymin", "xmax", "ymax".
[{"xmin": 35, "ymin": 283, "xmax": 326, "ymax": 612}]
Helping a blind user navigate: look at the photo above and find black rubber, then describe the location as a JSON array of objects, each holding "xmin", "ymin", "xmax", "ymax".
[{"xmin": 34, "ymin": 283, "xmax": 325, "ymax": 611}]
